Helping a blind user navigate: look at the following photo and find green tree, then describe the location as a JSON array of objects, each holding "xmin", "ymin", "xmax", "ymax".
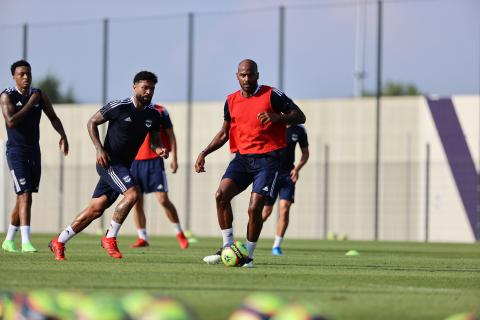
[
  {"xmin": 362, "ymin": 80, "xmax": 421, "ymax": 97},
  {"xmin": 34, "ymin": 74, "xmax": 76, "ymax": 103}
]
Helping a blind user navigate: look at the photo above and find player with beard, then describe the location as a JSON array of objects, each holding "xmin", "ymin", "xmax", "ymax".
[{"xmin": 49, "ymin": 71, "xmax": 169, "ymax": 260}]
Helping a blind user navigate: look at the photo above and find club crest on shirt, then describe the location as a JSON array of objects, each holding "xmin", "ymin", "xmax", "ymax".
[
  {"xmin": 145, "ymin": 119, "xmax": 152, "ymax": 128},
  {"xmin": 291, "ymin": 133, "xmax": 298, "ymax": 141},
  {"xmin": 122, "ymin": 175, "xmax": 132, "ymax": 183}
]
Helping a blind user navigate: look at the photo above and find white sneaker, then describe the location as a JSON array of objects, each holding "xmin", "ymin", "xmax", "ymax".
[{"xmin": 203, "ymin": 248, "xmax": 222, "ymax": 264}]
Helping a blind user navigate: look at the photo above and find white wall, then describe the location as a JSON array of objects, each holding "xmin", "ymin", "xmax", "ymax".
[{"xmin": 1, "ymin": 95, "xmax": 478, "ymax": 242}]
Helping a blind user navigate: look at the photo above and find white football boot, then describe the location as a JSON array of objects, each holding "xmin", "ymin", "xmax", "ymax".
[{"xmin": 203, "ymin": 248, "xmax": 222, "ymax": 264}]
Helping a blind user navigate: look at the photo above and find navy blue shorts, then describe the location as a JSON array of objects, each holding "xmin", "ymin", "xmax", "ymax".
[
  {"xmin": 265, "ymin": 170, "xmax": 295, "ymax": 205},
  {"xmin": 6, "ymin": 150, "xmax": 41, "ymax": 194},
  {"xmin": 222, "ymin": 152, "xmax": 281, "ymax": 197},
  {"xmin": 92, "ymin": 163, "xmax": 137, "ymax": 208},
  {"xmin": 130, "ymin": 158, "xmax": 168, "ymax": 193}
]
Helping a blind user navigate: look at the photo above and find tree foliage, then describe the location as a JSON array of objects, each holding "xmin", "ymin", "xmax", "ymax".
[
  {"xmin": 34, "ymin": 74, "xmax": 76, "ymax": 103},
  {"xmin": 363, "ymin": 80, "xmax": 421, "ymax": 97}
]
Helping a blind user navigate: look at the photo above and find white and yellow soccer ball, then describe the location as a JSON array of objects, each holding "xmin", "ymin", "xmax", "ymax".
[{"xmin": 221, "ymin": 241, "xmax": 249, "ymax": 267}]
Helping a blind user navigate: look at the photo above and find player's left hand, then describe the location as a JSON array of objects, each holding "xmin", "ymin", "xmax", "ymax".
[
  {"xmin": 171, "ymin": 159, "xmax": 178, "ymax": 173},
  {"xmin": 59, "ymin": 136, "xmax": 69, "ymax": 156},
  {"xmin": 257, "ymin": 112, "xmax": 280, "ymax": 125},
  {"xmin": 290, "ymin": 168, "xmax": 299, "ymax": 183},
  {"xmin": 155, "ymin": 147, "xmax": 169, "ymax": 159}
]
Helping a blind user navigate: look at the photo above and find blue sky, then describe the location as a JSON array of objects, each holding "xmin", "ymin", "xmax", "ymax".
[{"xmin": 0, "ymin": 0, "xmax": 478, "ymax": 103}]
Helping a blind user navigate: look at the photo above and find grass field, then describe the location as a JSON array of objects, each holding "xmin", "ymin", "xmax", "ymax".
[{"xmin": 0, "ymin": 233, "xmax": 479, "ymax": 319}]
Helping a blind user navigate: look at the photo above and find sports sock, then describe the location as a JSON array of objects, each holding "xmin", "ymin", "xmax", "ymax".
[
  {"xmin": 246, "ymin": 240, "xmax": 257, "ymax": 259},
  {"xmin": 58, "ymin": 226, "xmax": 76, "ymax": 244},
  {"xmin": 221, "ymin": 228, "xmax": 234, "ymax": 246},
  {"xmin": 273, "ymin": 235, "xmax": 283, "ymax": 248},
  {"xmin": 106, "ymin": 220, "xmax": 122, "ymax": 238},
  {"xmin": 5, "ymin": 224, "xmax": 19, "ymax": 241},
  {"xmin": 20, "ymin": 226, "xmax": 31, "ymax": 244},
  {"xmin": 173, "ymin": 223, "xmax": 183, "ymax": 234},
  {"xmin": 137, "ymin": 228, "xmax": 148, "ymax": 241}
]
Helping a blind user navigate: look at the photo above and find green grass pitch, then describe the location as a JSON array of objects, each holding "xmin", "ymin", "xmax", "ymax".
[{"xmin": 1, "ymin": 233, "xmax": 479, "ymax": 319}]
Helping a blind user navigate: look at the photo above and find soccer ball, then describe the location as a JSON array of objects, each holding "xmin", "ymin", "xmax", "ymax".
[{"xmin": 221, "ymin": 241, "xmax": 249, "ymax": 267}]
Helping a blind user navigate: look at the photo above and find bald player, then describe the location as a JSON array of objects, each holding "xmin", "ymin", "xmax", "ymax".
[{"xmin": 195, "ymin": 59, "xmax": 306, "ymax": 267}]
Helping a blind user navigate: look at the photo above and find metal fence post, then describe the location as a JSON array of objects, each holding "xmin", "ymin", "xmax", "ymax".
[
  {"xmin": 184, "ymin": 12, "xmax": 195, "ymax": 231},
  {"xmin": 323, "ymin": 144, "xmax": 329, "ymax": 239},
  {"xmin": 1, "ymin": 140, "xmax": 5, "ymax": 233},
  {"xmin": 99, "ymin": 18, "xmax": 109, "ymax": 231},
  {"xmin": 374, "ymin": 0, "xmax": 383, "ymax": 241},
  {"xmin": 58, "ymin": 152, "xmax": 65, "ymax": 232},
  {"xmin": 425, "ymin": 143, "xmax": 430, "ymax": 242},
  {"xmin": 278, "ymin": 6, "xmax": 285, "ymax": 91}
]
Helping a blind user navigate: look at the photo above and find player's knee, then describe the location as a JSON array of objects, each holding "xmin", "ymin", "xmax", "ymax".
[
  {"xmin": 18, "ymin": 192, "xmax": 32, "ymax": 206},
  {"xmin": 125, "ymin": 187, "xmax": 141, "ymax": 205},
  {"xmin": 215, "ymin": 190, "xmax": 227, "ymax": 204},
  {"xmin": 89, "ymin": 204, "xmax": 105, "ymax": 219}
]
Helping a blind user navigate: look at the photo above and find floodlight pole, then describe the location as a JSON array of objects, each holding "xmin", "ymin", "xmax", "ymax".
[
  {"xmin": 22, "ymin": 23, "xmax": 28, "ymax": 60},
  {"xmin": 354, "ymin": 0, "xmax": 367, "ymax": 97},
  {"xmin": 374, "ymin": 0, "xmax": 383, "ymax": 241}
]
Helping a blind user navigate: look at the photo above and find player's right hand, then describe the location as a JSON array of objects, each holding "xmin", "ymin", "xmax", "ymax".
[
  {"xmin": 194, "ymin": 154, "xmax": 206, "ymax": 173},
  {"xmin": 96, "ymin": 149, "xmax": 110, "ymax": 169}
]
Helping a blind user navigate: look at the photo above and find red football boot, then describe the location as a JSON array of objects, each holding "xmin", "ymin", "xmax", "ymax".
[
  {"xmin": 131, "ymin": 238, "xmax": 149, "ymax": 248},
  {"xmin": 101, "ymin": 236, "xmax": 123, "ymax": 259},
  {"xmin": 49, "ymin": 237, "xmax": 66, "ymax": 261},
  {"xmin": 176, "ymin": 232, "xmax": 189, "ymax": 249}
]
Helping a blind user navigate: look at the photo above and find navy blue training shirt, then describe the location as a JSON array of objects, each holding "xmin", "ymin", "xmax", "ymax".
[
  {"xmin": 100, "ymin": 97, "xmax": 166, "ymax": 166},
  {"xmin": 2, "ymin": 87, "xmax": 44, "ymax": 154},
  {"xmin": 282, "ymin": 124, "xmax": 309, "ymax": 171}
]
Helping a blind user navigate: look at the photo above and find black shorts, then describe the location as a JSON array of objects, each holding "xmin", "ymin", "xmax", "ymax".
[
  {"xmin": 265, "ymin": 170, "xmax": 295, "ymax": 205},
  {"xmin": 130, "ymin": 158, "xmax": 168, "ymax": 193},
  {"xmin": 6, "ymin": 149, "xmax": 41, "ymax": 194},
  {"xmin": 92, "ymin": 163, "xmax": 137, "ymax": 208},
  {"xmin": 222, "ymin": 152, "xmax": 281, "ymax": 197}
]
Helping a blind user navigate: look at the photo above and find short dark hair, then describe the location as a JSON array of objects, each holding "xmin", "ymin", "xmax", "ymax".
[
  {"xmin": 11, "ymin": 60, "xmax": 31, "ymax": 75},
  {"xmin": 133, "ymin": 71, "xmax": 158, "ymax": 84}
]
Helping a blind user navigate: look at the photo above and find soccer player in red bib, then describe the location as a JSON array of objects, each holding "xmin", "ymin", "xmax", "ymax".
[
  {"xmin": 130, "ymin": 104, "xmax": 189, "ymax": 249},
  {"xmin": 49, "ymin": 71, "xmax": 169, "ymax": 260},
  {"xmin": 195, "ymin": 59, "xmax": 306, "ymax": 267}
]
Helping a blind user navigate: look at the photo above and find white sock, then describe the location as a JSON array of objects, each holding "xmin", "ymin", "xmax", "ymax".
[
  {"xmin": 106, "ymin": 220, "xmax": 122, "ymax": 238},
  {"xmin": 5, "ymin": 224, "xmax": 19, "ymax": 241},
  {"xmin": 221, "ymin": 228, "xmax": 234, "ymax": 246},
  {"xmin": 173, "ymin": 223, "xmax": 183, "ymax": 234},
  {"xmin": 20, "ymin": 226, "xmax": 31, "ymax": 244},
  {"xmin": 58, "ymin": 226, "xmax": 76, "ymax": 244},
  {"xmin": 273, "ymin": 235, "xmax": 283, "ymax": 248},
  {"xmin": 137, "ymin": 228, "xmax": 148, "ymax": 241},
  {"xmin": 246, "ymin": 240, "xmax": 257, "ymax": 259}
]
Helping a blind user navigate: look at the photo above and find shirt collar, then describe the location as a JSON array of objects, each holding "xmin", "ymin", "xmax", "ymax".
[{"xmin": 15, "ymin": 86, "xmax": 32, "ymax": 95}]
